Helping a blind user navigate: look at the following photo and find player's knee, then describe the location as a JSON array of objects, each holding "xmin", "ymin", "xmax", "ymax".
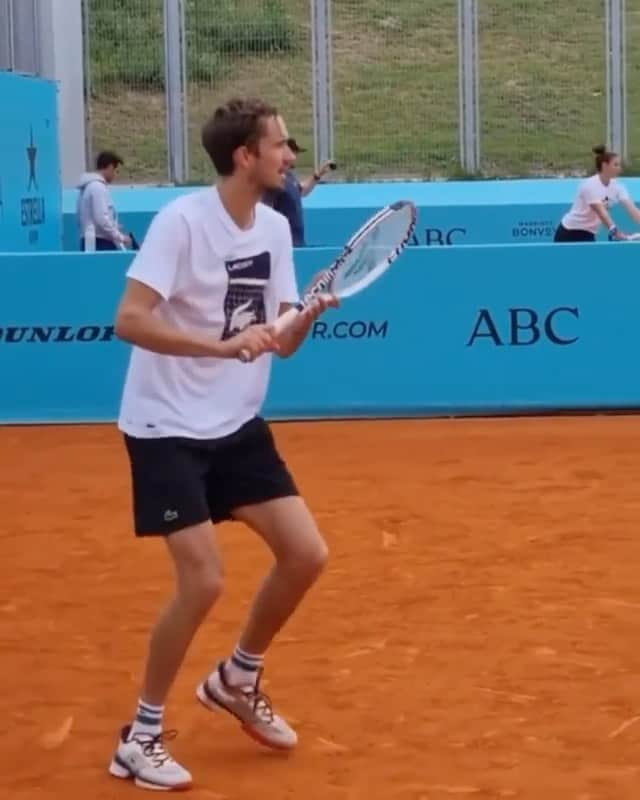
[
  {"xmin": 287, "ymin": 536, "xmax": 329, "ymax": 581},
  {"xmin": 310, "ymin": 538, "xmax": 329, "ymax": 575},
  {"xmin": 180, "ymin": 564, "xmax": 224, "ymax": 612},
  {"xmin": 198, "ymin": 571, "xmax": 224, "ymax": 606}
]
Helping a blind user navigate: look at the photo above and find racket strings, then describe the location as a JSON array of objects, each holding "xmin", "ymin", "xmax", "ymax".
[{"xmin": 302, "ymin": 201, "xmax": 416, "ymax": 302}]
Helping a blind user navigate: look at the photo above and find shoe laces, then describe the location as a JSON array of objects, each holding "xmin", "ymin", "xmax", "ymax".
[
  {"xmin": 239, "ymin": 683, "xmax": 275, "ymax": 723},
  {"xmin": 132, "ymin": 730, "xmax": 178, "ymax": 768},
  {"xmin": 222, "ymin": 665, "xmax": 275, "ymax": 723}
]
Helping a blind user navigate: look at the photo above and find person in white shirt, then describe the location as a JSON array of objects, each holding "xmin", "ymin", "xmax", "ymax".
[
  {"xmin": 77, "ymin": 150, "xmax": 132, "ymax": 250},
  {"xmin": 554, "ymin": 145, "xmax": 640, "ymax": 243},
  {"xmin": 108, "ymin": 98, "xmax": 337, "ymax": 792}
]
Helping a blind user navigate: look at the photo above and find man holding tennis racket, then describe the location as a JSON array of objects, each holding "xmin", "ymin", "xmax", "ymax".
[{"xmin": 108, "ymin": 97, "xmax": 337, "ymax": 791}]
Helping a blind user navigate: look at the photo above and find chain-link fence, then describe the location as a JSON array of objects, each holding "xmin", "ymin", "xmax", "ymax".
[
  {"xmin": 626, "ymin": 0, "xmax": 640, "ymax": 166},
  {"xmin": 81, "ymin": 0, "xmax": 638, "ymax": 182},
  {"xmin": 479, "ymin": 0, "xmax": 607, "ymax": 177},
  {"xmin": 84, "ymin": 0, "xmax": 168, "ymax": 182},
  {"xmin": 332, "ymin": 1, "xmax": 459, "ymax": 180},
  {"xmin": 0, "ymin": 0, "xmax": 41, "ymax": 74},
  {"xmin": 185, "ymin": 0, "xmax": 312, "ymax": 182}
]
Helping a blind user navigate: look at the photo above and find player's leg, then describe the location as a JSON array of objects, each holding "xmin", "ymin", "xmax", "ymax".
[
  {"xmin": 111, "ymin": 521, "xmax": 222, "ymax": 790},
  {"xmin": 110, "ymin": 436, "xmax": 223, "ymax": 791},
  {"xmin": 195, "ymin": 419, "xmax": 327, "ymax": 749},
  {"xmin": 140, "ymin": 522, "xmax": 224, "ymax": 704},
  {"xmin": 197, "ymin": 497, "xmax": 326, "ymax": 750},
  {"xmin": 231, "ymin": 496, "xmax": 328, "ymax": 655}
]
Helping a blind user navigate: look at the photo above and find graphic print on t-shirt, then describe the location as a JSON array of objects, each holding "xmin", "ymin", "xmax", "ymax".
[{"xmin": 222, "ymin": 251, "xmax": 271, "ymax": 340}]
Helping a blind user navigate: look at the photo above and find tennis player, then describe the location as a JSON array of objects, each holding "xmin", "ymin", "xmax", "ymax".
[
  {"xmin": 108, "ymin": 97, "xmax": 337, "ymax": 791},
  {"xmin": 554, "ymin": 145, "xmax": 640, "ymax": 242}
]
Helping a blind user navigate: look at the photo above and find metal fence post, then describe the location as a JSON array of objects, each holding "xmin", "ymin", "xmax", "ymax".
[
  {"xmin": 81, "ymin": 0, "xmax": 92, "ymax": 169},
  {"xmin": 0, "ymin": 0, "xmax": 15, "ymax": 70},
  {"xmin": 164, "ymin": 0, "xmax": 188, "ymax": 183},
  {"xmin": 10, "ymin": 0, "xmax": 40, "ymax": 74},
  {"xmin": 310, "ymin": 0, "xmax": 334, "ymax": 168},
  {"xmin": 606, "ymin": 0, "xmax": 627, "ymax": 159},
  {"xmin": 458, "ymin": 0, "xmax": 479, "ymax": 173}
]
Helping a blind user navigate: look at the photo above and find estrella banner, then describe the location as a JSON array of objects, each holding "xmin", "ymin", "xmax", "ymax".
[{"xmin": 0, "ymin": 71, "xmax": 62, "ymax": 252}]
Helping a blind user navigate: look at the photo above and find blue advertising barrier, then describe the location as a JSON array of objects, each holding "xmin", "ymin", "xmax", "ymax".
[
  {"xmin": 1, "ymin": 241, "xmax": 639, "ymax": 424},
  {"xmin": 62, "ymin": 178, "xmax": 640, "ymax": 251},
  {"xmin": 0, "ymin": 71, "xmax": 62, "ymax": 252}
]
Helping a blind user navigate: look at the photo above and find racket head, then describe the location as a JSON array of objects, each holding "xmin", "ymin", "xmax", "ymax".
[{"xmin": 322, "ymin": 200, "xmax": 417, "ymax": 300}]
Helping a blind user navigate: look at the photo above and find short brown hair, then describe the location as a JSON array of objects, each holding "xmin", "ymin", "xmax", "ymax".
[
  {"xmin": 201, "ymin": 97, "xmax": 278, "ymax": 176},
  {"xmin": 96, "ymin": 150, "xmax": 123, "ymax": 170},
  {"xmin": 592, "ymin": 144, "xmax": 618, "ymax": 172}
]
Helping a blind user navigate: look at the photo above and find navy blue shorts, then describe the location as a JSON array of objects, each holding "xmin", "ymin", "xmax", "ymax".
[
  {"xmin": 553, "ymin": 224, "xmax": 595, "ymax": 243},
  {"xmin": 123, "ymin": 417, "xmax": 298, "ymax": 536}
]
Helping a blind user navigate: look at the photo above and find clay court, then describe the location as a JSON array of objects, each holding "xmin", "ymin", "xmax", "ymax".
[{"xmin": 3, "ymin": 415, "xmax": 640, "ymax": 800}]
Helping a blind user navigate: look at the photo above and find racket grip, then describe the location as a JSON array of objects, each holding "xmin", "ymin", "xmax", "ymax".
[
  {"xmin": 237, "ymin": 306, "xmax": 303, "ymax": 363},
  {"xmin": 272, "ymin": 305, "xmax": 302, "ymax": 336}
]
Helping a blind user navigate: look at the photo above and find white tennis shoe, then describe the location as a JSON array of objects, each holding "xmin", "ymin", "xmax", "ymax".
[
  {"xmin": 196, "ymin": 662, "xmax": 297, "ymax": 750},
  {"xmin": 108, "ymin": 724, "xmax": 193, "ymax": 792}
]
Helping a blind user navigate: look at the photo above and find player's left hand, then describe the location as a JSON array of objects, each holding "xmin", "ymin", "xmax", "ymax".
[
  {"xmin": 289, "ymin": 295, "xmax": 338, "ymax": 334},
  {"xmin": 300, "ymin": 293, "xmax": 339, "ymax": 323}
]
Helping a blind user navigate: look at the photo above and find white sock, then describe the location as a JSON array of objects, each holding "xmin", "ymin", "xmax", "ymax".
[
  {"xmin": 129, "ymin": 699, "xmax": 164, "ymax": 738},
  {"xmin": 222, "ymin": 645, "xmax": 264, "ymax": 687}
]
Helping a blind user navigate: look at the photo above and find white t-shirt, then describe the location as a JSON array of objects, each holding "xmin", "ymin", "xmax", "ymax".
[
  {"xmin": 562, "ymin": 174, "xmax": 630, "ymax": 233},
  {"xmin": 118, "ymin": 187, "xmax": 299, "ymax": 440}
]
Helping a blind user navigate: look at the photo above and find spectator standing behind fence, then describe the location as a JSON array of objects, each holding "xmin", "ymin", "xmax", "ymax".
[
  {"xmin": 554, "ymin": 145, "xmax": 640, "ymax": 243},
  {"xmin": 77, "ymin": 150, "xmax": 133, "ymax": 251},
  {"xmin": 262, "ymin": 127, "xmax": 335, "ymax": 246}
]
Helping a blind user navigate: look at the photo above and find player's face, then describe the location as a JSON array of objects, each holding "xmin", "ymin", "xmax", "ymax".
[
  {"xmin": 253, "ymin": 115, "xmax": 294, "ymax": 191},
  {"xmin": 104, "ymin": 164, "xmax": 119, "ymax": 183},
  {"xmin": 604, "ymin": 156, "xmax": 622, "ymax": 179}
]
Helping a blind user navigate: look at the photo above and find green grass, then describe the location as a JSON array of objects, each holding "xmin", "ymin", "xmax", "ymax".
[
  {"xmin": 88, "ymin": 0, "xmax": 295, "ymax": 89},
  {"xmin": 86, "ymin": 0, "xmax": 640, "ymax": 183}
]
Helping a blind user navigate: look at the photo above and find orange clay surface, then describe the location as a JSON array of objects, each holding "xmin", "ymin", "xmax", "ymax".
[{"xmin": 2, "ymin": 416, "xmax": 640, "ymax": 800}]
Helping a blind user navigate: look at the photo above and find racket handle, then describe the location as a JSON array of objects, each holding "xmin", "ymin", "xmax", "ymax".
[
  {"xmin": 237, "ymin": 305, "xmax": 303, "ymax": 363},
  {"xmin": 272, "ymin": 305, "xmax": 302, "ymax": 336}
]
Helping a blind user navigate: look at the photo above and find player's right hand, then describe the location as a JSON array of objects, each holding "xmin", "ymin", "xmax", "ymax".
[
  {"xmin": 609, "ymin": 226, "xmax": 629, "ymax": 241},
  {"xmin": 220, "ymin": 324, "xmax": 279, "ymax": 361}
]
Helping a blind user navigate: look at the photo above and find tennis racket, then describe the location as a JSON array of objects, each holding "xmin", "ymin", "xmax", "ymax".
[{"xmin": 239, "ymin": 200, "xmax": 417, "ymax": 362}]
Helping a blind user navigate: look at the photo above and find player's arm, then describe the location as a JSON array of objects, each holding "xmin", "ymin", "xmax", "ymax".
[
  {"xmin": 300, "ymin": 161, "xmax": 334, "ymax": 197},
  {"xmin": 587, "ymin": 201, "xmax": 627, "ymax": 240},
  {"xmin": 115, "ymin": 278, "xmax": 214, "ymax": 355},
  {"xmin": 115, "ymin": 279, "xmax": 277, "ymax": 359},
  {"xmin": 588, "ymin": 200, "xmax": 616, "ymax": 230},
  {"xmin": 583, "ymin": 181, "xmax": 627, "ymax": 239}
]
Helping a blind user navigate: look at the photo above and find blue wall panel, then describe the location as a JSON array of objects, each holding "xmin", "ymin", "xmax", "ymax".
[{"xmin": 1, "ymin": 241, "xmax": 638, "ymax": 423}]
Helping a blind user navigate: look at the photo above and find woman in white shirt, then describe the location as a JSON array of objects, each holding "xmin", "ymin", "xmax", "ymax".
[{"xmin": 554, "ymin": 145, "xmax": 640, "ymax": 242}]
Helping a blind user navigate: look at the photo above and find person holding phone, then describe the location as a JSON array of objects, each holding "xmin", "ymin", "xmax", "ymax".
[{"xmin": 262, "ymin": 125, "xmax": 336, "ymax": 246}]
